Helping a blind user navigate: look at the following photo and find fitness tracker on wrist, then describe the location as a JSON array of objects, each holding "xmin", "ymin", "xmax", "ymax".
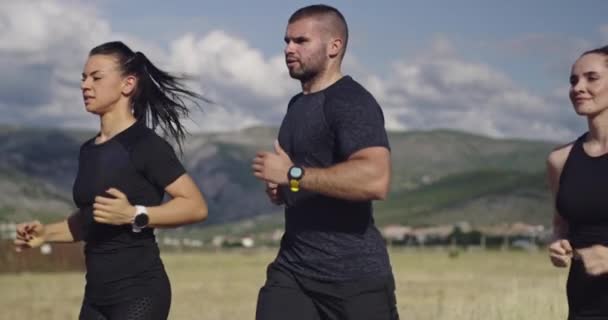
[
  {"xmin": 132, "ymin": 205, "xmax": 149, "ymax": 232},
  {"xmin": 288, "ymin": 166, "xmax": 305, "ymax": 192}
]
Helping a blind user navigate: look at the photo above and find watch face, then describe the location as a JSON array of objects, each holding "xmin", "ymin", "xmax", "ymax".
[
  {"xmin": 289, "ymin": 166, "xmax": 303, "ymax": 179},
  {"xmin": 134, "ymin": 213, "xmax": 149, "ymax": 228}
]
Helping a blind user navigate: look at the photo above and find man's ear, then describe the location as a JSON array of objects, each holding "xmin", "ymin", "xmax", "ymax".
[
  {"xmin": 328, "ymin": 37, "xmax": 344, "ymax": 58},
  {"xmin": 122, "ymin": 75, "xmax": 137, "ymax": 96}
]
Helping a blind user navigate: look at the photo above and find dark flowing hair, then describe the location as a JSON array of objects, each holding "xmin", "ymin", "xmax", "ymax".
[{"xmin": 89, "ymin": 41, "xmax": 208, "ymax": 153}]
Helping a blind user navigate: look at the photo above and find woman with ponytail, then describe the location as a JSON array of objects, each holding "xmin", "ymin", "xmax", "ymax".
[{"xmin": 14, "ymin": 41, "xmax": 208, "ymax": 320}]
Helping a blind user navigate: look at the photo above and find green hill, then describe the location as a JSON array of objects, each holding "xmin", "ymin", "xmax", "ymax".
[
  {"xmin": 182, "ymin": 169, "xmax": 552, "ymax": 241},
  {"xmin": 0, "ymin": 168, "xmax": 73, "ymax": 222},
  {"xmin": 375, "ymin": 169, "xmax": 550, "ymax": 226},
  {"xmin": 0, "ymin": 125, "xmax": 557, "ymax": 230}
]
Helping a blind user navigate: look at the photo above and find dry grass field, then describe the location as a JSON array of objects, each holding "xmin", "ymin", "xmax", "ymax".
[{"xmin": 0, "ymin": 248, "xmax": 568, "ymax": 319}]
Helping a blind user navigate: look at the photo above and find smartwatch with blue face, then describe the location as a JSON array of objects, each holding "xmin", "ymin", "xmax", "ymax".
[{"xmin": 288, "ymin": 165, "xmax": 305, "ymax": 192}]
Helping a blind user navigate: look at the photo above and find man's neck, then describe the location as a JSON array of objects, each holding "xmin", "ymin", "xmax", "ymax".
[{"xmin": 301, "ymin": 69, "xmax": 344, "ymax": 94}]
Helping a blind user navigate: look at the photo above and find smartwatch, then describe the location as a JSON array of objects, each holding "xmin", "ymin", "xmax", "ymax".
[
  {"xmin": 288, "ymin": 165, "xmax": 305, "ymax": 192},
  {"xmin": 132, "ymin": 205, "xmax": 149, "ymax": 232}
]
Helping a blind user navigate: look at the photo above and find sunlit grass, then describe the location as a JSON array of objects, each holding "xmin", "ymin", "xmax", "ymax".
[{"xmin": 0, "ymin": 248, "xmax": 568, "ymax": 320}]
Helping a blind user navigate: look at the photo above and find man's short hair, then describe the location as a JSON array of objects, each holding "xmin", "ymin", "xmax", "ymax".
[{"xmin": 288, "ymin": 4, "xmax": 349, "ymax": 57}]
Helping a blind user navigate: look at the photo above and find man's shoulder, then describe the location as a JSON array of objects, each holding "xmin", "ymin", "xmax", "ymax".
[
  {"xmin": 327, "ymin": 76, "xmax": 366, "ymax": 94},
  {"xmin": 325, "ymin": 76, "xmax": 377, "ymax": 105},
  {"xmin": 286, "ymin": 92, "xmax": 305, "ymax": 108}
]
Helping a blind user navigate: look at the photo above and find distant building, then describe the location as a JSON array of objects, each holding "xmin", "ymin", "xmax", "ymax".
[
  {"xmin": 0, "ymin": 222, "xmax": 16, "ymax": 240},
  {"xmin": 381, "ymin": 225, "xmax": 412, "ymax": 244}
]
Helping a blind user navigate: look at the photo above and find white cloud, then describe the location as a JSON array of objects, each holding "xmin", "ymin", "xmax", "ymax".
[
  {"xmin": 0, "ymin": 1, "xmax": 590, "ymax": 142},
  {"xmin": 166, "ymin": 31, "xmax": 298, "ymax": 127},
  {"xmin": 0, "ymin": 1, "xmax": 108, "ymax": 55},
  {"xmin": 0, "ymin": 1, "xmax": 112, "ymax": 128},
  {"xmin": 168, "ymin": 31, "xmax": 293, "ymax": 99},
  {"xmin": 0, "ymin": 1, "xmax": 295, "ymax": 132},
  {"xmin": 360, "ymin": 37, "xmax": 582, "ymax": 141}
]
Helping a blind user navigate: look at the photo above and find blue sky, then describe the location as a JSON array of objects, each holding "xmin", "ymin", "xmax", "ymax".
[
  {"xmin": 1, "ymin": 0, "xmax": 607, "ymax": 141},
  {"xmin": 97, "ymin": 0, "xmax": 607, "ymax": 88}
]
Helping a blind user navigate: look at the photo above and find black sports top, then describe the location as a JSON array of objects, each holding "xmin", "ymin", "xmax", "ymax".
[
  {"xmin": 557, "ymin": 133, "xmax": 608, "ymax": 248},
  {"xmin": 556, "ymin": 133, "xmax": 608, "ymax": 319},
  {"xmin": 73, "ymin": 121, "xmax": 185, "ymax": 304},
  {"xmin": 275, "ymin": 76, "xmax": 393, "ymax": 281}
]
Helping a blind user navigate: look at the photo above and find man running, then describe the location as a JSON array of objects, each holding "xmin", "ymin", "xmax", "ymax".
[{"xmin": 252, "ymin": 4, "xmax": 399, "ymax": 320}]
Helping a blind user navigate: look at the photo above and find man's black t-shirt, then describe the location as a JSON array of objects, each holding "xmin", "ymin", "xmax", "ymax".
[
  {"xmin": 275, "ymin": 76, "xmax": 392, "ymax": 281},
  {"xmin": 73, "ymin": 121, "xmax": 185, "ymax": 305}
]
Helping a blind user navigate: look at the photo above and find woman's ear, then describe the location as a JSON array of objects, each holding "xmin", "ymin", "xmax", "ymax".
[{"xmin": 122, "ymin": 75, "xmax": 137, "ymax": 96}]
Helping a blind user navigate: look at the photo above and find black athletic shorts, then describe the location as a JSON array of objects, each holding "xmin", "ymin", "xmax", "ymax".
[{"xmin": 256, "ymin": 263, "xmax": 399, "ymax": 320}]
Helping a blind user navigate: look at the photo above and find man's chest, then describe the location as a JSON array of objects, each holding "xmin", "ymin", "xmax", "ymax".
[{"xmin": 278, "ymin": 97, "xmax": 336, "ymax": 166}]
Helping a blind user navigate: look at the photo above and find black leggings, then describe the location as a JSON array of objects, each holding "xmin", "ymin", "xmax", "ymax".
[{"xmin": 79, "ymin": 293, "xmax": 170, "ymax": 320}]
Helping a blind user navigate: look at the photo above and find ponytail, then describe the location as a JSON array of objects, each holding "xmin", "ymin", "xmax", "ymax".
[{"xmin": 89, "ymin": 41, "xmax": 208, "ymax": 153}]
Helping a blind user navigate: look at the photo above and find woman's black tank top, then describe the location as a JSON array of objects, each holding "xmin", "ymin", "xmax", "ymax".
[{"xmin": 556, "ymin": 132, "xmax": 608, "ymax": 319}]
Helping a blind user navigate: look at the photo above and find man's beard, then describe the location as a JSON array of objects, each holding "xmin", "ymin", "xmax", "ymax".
[
  {"xmin": 289, "ymin": 68, "xmax": 315, "ymax": 81},
  {"xmin": 288, "ymin": 62, "xmax": 322, "ymax": 82}
]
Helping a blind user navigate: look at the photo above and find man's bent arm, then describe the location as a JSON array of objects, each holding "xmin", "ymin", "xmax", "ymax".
[{"xmin": 298, "ymin": 146, "xmax": 390, "ymax": 201}]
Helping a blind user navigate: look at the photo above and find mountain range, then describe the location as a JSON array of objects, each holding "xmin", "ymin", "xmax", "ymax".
[{"xmin": 0, "ymin": 125, "xmax": 559, "ymax": 230}]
